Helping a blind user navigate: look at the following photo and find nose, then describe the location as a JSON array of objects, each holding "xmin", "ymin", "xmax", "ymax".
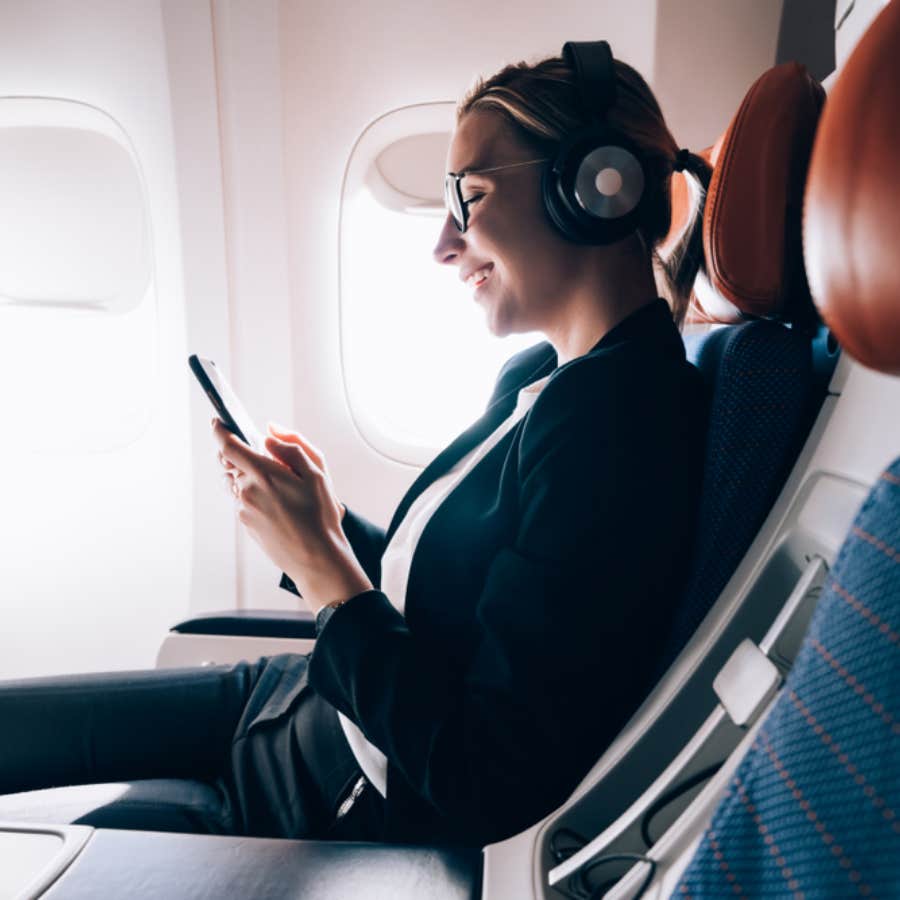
[{"xmin": 432, "ymin": 213, "xmax": 465, "ymax": 266}]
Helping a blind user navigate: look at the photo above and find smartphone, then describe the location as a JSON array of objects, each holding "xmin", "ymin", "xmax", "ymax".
[{"xmin": 189, "ymin": 354, "xmax": 265, "ymax": 451}]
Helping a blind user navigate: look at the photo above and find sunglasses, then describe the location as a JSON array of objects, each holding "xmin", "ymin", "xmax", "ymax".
[{"xmin": 443, "ymin": 158, "xmax": 550, "ymax": 233}]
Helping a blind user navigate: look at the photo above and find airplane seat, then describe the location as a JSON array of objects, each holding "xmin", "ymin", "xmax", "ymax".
[
  {"xmin": 657, "ymin": 60, "xmax": 827, "ymax": 674},
  {"xmin": 673, "ymin": 460, "xmax": 900, "ymax": 897},
  {"xmin": 602, "ymin": 3, "xmax": 900, "ymax": 894},
  {"xmin": 534, "ymin": 62, "xmax": 833, "ymax": 887}
]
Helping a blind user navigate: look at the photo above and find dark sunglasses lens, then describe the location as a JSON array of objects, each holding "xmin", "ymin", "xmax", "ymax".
[{"xmin": 444, "ymin": 176, "xmax": 465, "ymax": 232}]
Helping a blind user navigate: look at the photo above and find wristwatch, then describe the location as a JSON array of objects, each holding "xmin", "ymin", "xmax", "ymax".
[{"xmin": 315, "ymin": 597, "xmax": 350, "ymax": 635}]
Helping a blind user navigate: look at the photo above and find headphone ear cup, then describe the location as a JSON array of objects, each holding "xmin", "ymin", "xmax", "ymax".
[
  {"xmin": 542, "ymin": 127, "xmax": 648, "ymax": 244},
  {"xmin": 541, "ymin": 160, "xmax": 579, "ymax": 240},
  {"xmin": 573, "ymin": 145, "xmax": 644, "ymax": 219}
]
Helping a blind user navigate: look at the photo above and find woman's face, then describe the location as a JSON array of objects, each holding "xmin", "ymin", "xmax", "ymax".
[{"xmin": 433, "ymin": 110, "xmax": 582, "ymax": 338}]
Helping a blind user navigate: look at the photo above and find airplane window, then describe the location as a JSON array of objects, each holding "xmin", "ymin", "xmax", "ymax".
[
  {"xmin": 341, "ymin": 105, "xmax": 537, "ymax": 465},
  {"xmin": 0, "ymin": 98, "xmax": 155, "ymax": 453}
]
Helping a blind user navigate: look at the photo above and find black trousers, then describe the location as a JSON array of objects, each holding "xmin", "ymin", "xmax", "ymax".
[{"xmin": 0, "ymin": 655, "xmax": 385, "ymax": 841}]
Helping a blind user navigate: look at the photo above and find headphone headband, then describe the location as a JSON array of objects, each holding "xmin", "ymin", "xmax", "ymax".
[
  {"xmin": 542, "ymin": 40, "xmax": 648, "ymax": 245},
  {"xmin": 562, "ymin": 41, "xmax": 616, "ymax": 123}
]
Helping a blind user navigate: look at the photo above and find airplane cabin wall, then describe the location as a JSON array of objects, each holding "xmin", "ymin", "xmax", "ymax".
[
  {"xmin": 0, "ymin": 0, "xmax": 792, "ymax": 677},
  {"xmin": 0, "ymin": 0, "xmax": 211, "ymax": 678},
  {"xmin": 653, "ymin": 0, "xmax": 784, "ymax": 150}
]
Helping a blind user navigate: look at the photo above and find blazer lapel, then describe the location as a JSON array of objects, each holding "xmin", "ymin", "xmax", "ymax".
[
  {"xmin": 385, "ymin": 397, "xmax": 516, "ymax": 544},
  {"xmin": 385, "ymin": 345, "xmax": 557, "ymax": 544}
]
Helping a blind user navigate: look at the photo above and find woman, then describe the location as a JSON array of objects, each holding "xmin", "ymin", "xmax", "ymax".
[
  {"xmin": 210, "ymin": 41, "xmax": 709, "ymax": 846},
  {"xmin": 0, "ymin": 42, "xmax": 708, "ymax": 849}
]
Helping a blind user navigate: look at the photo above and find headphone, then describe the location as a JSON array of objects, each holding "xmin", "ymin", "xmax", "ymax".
[{"xmin": 541, "ymin": 41, "xmax": 649, "ymax": 245}]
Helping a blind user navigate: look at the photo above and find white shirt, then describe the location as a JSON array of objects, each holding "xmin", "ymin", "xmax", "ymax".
[{"xmin": 338, "ymin": 376, "xmax": 551, "ymax": 797}]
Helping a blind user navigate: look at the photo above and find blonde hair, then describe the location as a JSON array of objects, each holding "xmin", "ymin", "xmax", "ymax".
[{"xmin": 459, "ymin": 55, "xmax": 711, "ymax": 329}]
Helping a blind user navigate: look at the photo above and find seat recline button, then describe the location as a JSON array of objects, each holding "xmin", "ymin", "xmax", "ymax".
[{"xmin": 713, "ymin": 638, "xmax": 782, "ymax": 726}]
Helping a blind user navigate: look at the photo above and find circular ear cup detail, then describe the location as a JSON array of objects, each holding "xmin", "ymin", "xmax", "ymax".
[
  {"xmin": 595, "ymin": 167, "xmax": 623, "ymax": 196},
  {"xmin": 574, "ymin": 146, "xmax": 644, "ymax": 219},
  {"xmin": 542, "ymin": 128, "xmax": 648, "ymax": 245}
]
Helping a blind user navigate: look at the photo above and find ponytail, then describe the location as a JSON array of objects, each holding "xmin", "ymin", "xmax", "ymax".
[{"xmin": 657, "ymin": 151, "xmax": 713, "ymax": 328}]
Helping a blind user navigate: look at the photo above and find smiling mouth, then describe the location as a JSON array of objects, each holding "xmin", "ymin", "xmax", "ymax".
[{"xmin": 466, "ymin": 264, "xmax": 493, "ymax": 290}]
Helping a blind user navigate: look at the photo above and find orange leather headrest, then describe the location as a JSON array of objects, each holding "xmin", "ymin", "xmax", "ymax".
[
  {"xmin": 803, "ymin": 0, "xmax": 900, "ymax": 374},
  {"xmin": 703, "ymin": 63, "xmax": 825, "ymax": 321}
]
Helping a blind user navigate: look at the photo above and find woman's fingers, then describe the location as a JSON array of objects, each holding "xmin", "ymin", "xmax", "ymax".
[
  {"xmin": 267, "ymin": 423, "xmax": 324, "ymax": 469},
  {"xmin": 212, "ymin": 420, "xmax": 320, "ymax": 517},
  {"xmin": 222, "ymin": 469, "xmax": 240, "ymax": 498},
  {"xmin": 265, "ymin": 434, "xmax": 316, "ymax": 478},
  {"xmin": 216, "ymin": 439, "xmax": 238, "ymax": 496},
  {"xmin": 265, "ymin": 424, "xmax": 344, "ymax": 516},
  {"xmin": 218, "ymin": 450, "xmax": 237, "ymax": 472},
  {"xmin": 213, "ymin": 419, "xmax": 271, "ymax": 478}
]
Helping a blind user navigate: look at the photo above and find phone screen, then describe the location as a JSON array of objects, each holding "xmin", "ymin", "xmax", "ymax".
[{"xmin": 189, "ymin": 355, "xmax": 265, "ymax": 451}]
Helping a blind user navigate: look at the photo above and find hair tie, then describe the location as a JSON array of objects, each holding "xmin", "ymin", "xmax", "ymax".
[{"xmin": 673, "ymin": 148, "xmax": 692, "ymax": 172}]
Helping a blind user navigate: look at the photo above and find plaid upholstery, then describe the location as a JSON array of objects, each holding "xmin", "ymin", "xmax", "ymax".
[{"xmin": 675, "ymin": 457, "xmax": 900, "ymax": 898}]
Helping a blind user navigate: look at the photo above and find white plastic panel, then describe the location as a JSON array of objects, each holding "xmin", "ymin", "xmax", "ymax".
[
  {"xmin": 0, "ymin": 823, "xmax": 92, "ymax": 900},
  {"xmin": 713, "ymin": 639, "xmax": 781, "ymax": 726},
  {"xmin": 0, "ymin": 98, "xmax": 155, "ymax": 453},
  {"xmin": 0, "ymin": 831, "xmax": 64, "ymax": 899},
  {"xmin": 206, "ymin": 0, "xmax": 298, "ymax": 610},
  {"xmin": 0, "ymin": 100, "xmax": 149, "ymax": 312},
  {"xmin": 369, "ymin": 132, "xmax": 450, "ymax": 212},
  {"xmin": 835, "ymin": 0, "xmax": 891, "ymax": 67},
  {"xmin": 761, "ymin": 555, "xmax": 829, "ymax": 670},
  {"xmin": 156, "ymin": 633, "xmax": 316, "ymax": 669},
  {"xmin": 0, "ymin": 302, "xmax": 156, "ymax": 452},
  {"xmin": 602, "ymin": 709, "xmax": 774, "ymax": 899},
  {"xmin": 0, "ymin": 0, "xmax": 203, "ymax": 678}
]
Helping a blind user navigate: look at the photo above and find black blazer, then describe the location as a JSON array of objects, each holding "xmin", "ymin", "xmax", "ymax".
[{"xmin": 308, "ymin": 299, "xmax": 708, "ymax": 846}]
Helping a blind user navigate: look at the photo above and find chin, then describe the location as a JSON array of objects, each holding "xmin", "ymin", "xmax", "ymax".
[
  {"xmin": 485, "ymin": 314, "xmax": 514, "ymax": 339},
  {"xmin": 481, "ymin": 300, "xmax": 517, "ymax": 338}
]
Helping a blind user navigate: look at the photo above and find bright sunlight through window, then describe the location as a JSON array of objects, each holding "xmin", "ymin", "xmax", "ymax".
[{"xmin": 341, "ymin": 186, "xmax": 540, "ymax": 466}]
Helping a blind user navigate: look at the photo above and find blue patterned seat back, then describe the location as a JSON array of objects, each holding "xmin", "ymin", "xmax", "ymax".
[
  {"xmin": 658, "ymin": 321, "xmax": 816, "ymax": 673},
  {"xmin": 675, "ymin": 457, "xmax": 900, "ymax": 898}
]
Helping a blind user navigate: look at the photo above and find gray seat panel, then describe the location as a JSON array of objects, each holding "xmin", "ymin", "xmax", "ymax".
[{"xmin": 43, "ymin": 828, "xmax": 483, "ymax": 900}]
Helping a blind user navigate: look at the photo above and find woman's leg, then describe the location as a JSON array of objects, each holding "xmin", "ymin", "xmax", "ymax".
[
  {"xmin": 217, "ymin": 653, "xmax": 385, "ymax": 841},
  {"xmin": 0, "ymin": 662, "xmax": 262, "ymax": 795},
  {"xmin": 0, "ymin": 654, "xmax": 385, "ymax": 841}
]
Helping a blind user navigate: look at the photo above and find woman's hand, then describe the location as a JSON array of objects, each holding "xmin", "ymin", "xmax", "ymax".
[
  {"xmin": 264, "ymin": 424, "xmax": 347, "ymax": 520},
  {"xmin": 213, "ymin": 419, "xmax": 371, "ymax": 613}
]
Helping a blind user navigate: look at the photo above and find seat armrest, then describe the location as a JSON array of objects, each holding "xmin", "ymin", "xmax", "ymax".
[
  {"xmin": 39, "ymin": 828, "xmax": 483, "ymax": 900},
  {"xmin": 159, "ymin": 611, "xmax": 318, "ymax": 668},
  {"xmin": 171, "ymin": 609, "xmax": 316, "ymax": 640}
]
